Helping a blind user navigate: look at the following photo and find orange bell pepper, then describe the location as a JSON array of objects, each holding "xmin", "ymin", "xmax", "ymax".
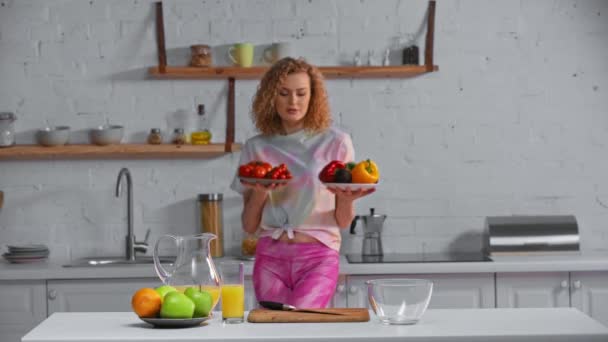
[{"xmin": 351, "ymin": 159, "xmax": 380, "ymax": 184}]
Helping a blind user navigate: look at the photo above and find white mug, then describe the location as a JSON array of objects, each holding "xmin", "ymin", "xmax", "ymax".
[{"xmin": 263, "ymin": 42, "xmax": 293, "ymax": 64}]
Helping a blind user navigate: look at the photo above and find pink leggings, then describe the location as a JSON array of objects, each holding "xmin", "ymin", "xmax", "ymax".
[{"xmin": 253, "ymin": 237, "xmax": 340, "ymax": 308}]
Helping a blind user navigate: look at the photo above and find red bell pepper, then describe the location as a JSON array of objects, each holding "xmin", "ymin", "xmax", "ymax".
[{"xmin": 318, "ymin": 160, "xmax": 346, "ymax": 183}]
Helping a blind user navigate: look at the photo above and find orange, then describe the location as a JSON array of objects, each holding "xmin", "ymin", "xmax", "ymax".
[{"xmin": 131, "ymin": 288, "xmax": 162, "ymax": 318}]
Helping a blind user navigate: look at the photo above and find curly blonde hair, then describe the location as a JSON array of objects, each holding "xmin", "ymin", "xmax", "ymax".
[{"xmin": 251, "ymin": 57, "xmax": 331, "ymax": 135}]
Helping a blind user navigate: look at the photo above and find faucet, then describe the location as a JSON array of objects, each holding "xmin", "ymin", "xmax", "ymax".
[{"xmin": 115, "ymin": 168, "xmax": 150, "ymax": 261}]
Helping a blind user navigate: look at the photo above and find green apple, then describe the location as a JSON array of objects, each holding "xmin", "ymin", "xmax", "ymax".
[
  {"xmin": 184, "ymin": 287, "xmax": 213, "ymax": 318},
  {"xmin": 160, "ymin": 292, "xmax": 195, "ymax": 319},
  {"xmin": 155, "ymin": 285, "xmax": 177, "ymax": 302}
]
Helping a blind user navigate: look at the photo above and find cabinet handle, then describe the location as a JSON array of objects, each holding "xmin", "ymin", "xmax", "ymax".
[
  {"xmin": 336, "ymin": 284, "xmax": 345, "ymax": 293},
  {"xmin": 348, "ymin": 286, "xmax": 359, "ymax": 295},
  {"xmin": 560, "ymin": 280, "xmax": 568, "ymax": 289},
  {"xmin": 573, "ymin": 280, "xmax": 582, "ymax": 289},
  {"xmin": 48, "ymin": 289, "xmax": 57, "ymax": 300}
]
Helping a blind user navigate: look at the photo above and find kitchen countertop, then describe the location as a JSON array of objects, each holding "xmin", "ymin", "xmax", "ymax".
[
  {"xmin": 21, "ymin": 308, "xmax": 608, "ymax": 342},
  {"xmin": 2, "ymin": 254, "xmax": 608, "ymax": 281}
]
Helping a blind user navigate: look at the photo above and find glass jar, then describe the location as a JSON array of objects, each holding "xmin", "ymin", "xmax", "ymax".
[
  {"xmin": 190, "ymin": 44, "xmax": 212, "ymax": 67},
  {"xmin": 172, "ymin": 128, "xmax": 187, "ymax": 145},
  {"xmin": 241, "ymin": 231, "xmax": 258, "ymax": 259},
  {"xmin": 198, "ymin": 193, "xmax": 224, "ymax": 258},
  {"xmin": 402, "ymin": 45, "xmax": 419, "ymax": 65},
  {"xmin": 147, "ymin": 128, "xmax": 162, "ymax": 145},
  {"xmin": 0, "ymin": 112, "xmax": 16, "ymax": 147}
]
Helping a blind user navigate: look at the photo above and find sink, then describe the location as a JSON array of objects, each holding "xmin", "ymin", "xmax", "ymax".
[{"xmin": 63, "ymin": 256, "xmax": 175, "ymax": 267}]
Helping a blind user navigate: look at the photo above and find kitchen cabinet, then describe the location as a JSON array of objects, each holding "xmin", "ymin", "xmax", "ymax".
[
  {"xmin": 496, "ymin": 271, "xmax": 608, "ymax": 326},
  {"xmin": 47, "ymin": 278, "xmax": 159, "ymax": 314},
  {"xmin": 570, "ymin": 271, "xmax": 608, "ymax": 327},
  {"xmin": 329, "ymin": 275, "xmax": 348, "ymax": 308},
  {"xmin": 496, "ymin": 272, "xmax": 571, "ymax": 309},
  {"xmin": 346, "ymin": 273, "xmax": 495, "ymax": 309},
  {"xmin": 0, "ymin": 280, "xmax": 47, "ymax": 342}
]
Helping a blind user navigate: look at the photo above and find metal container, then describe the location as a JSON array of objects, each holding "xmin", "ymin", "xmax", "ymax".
[
  {"xmin": 350, "ymin": 208, "xmax": 387, "ymax": 256},
  {"xmin": 486, "ymin": 215, "xmax": 580, "ymax": 256},
  {"xmin": 198, "ymin": 193, "xmax": 224, "ymax": 258}
]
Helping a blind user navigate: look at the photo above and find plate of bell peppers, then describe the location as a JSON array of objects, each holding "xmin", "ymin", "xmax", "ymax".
[
  {"xmin": 238, "ymin": 161, "xmax": 293, "ymax": 185},
  {"xmin": 318, "ymin": 159, "xmax": 379, "ymax": 190}
]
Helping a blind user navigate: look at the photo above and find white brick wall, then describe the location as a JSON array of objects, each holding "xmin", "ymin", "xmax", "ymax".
[{"xmin": 0, "ymin": 0, "xmax": 607, "ymax": 263}]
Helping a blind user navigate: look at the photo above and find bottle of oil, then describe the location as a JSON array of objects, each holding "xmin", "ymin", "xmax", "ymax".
[{"xmin": 191, "ymin": 104, "xmax": 212, "ymax": 145}]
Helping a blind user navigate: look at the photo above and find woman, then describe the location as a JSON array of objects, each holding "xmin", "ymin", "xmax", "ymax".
[{"xmin": 231, "ymin": 57, "xmax": 374, "ymax": 308}]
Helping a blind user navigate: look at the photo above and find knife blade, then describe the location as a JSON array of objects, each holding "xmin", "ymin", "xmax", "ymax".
[{"xmin": 259, "ymin": 301, "xmax": 344, "ymax": 315}]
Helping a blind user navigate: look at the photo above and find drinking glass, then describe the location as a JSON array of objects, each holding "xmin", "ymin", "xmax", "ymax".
[{"xmin": 220, "ymin": 261, "xmax": 245, "ymax": 323}]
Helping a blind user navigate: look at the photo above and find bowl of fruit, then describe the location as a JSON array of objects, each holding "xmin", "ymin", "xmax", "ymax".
[
  {"xmin": 238, "ymin": 161, "xmax": 293, "ymax": 186},
  {"xmin": 319, "ymin": 159, "xmax": 380, "ymax": 190},
  {"xmin": 132, "ymin": 285, "xmax": 213, "ymax": 328}
]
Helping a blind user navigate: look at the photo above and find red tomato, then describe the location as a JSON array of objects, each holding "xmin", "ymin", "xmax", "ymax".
[
  {"xmin": 253, "ymin": 166, "xmax": 268, "ymax": 178},
  {"xmin": 238, "ymin": 165, "xmax": 253, "ymax": 177},
  {"xmin": 248, "ymin": 161, "xmax": 272, "ymax": 174}
]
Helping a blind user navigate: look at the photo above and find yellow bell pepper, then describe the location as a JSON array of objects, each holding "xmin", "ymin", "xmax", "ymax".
[{"xmin": 351, "ymin": 159, "xmax": 380, "ymax": 184}]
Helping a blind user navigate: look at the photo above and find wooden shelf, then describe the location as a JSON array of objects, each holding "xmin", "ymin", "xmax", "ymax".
[
  {"xmin": 0, "ymin": 143, "xmax": 241, "ymax": 160},
  {"xmin": 148, "ymin": 65, "xmax": 439, "ymax": 80}
]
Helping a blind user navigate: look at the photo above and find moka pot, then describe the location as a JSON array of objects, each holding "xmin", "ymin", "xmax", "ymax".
[{"xmin": 350, "ymin": 208, "xmax": 387, "ymax": 256}]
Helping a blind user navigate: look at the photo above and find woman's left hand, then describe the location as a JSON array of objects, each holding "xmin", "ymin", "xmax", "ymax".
[{"xmin": 326, "ymin": 186, "xmax": 375, "ymax": 201}]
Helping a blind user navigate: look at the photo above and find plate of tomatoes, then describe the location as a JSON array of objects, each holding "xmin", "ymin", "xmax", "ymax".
[
  {"xmin": 319, "ymin": 159, "xmax": 380, "ymax": 191},
  {"xmin": 238, "ymin": 161, "xmax": 293, "ymax": 185}
]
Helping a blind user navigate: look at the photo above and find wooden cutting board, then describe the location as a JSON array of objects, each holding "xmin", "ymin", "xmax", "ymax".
[{"xmin": 247, "ymin": 308, "xmax": 370, "ymax": 323}]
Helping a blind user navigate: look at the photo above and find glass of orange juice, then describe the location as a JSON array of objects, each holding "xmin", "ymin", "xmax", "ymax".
[{"xmin": 220, "ymin": 261, "xmax": 245, "ymax": 323}]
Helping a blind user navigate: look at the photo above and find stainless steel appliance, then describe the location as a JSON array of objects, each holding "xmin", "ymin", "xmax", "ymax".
[
  {"xmin": 350, "ymin": 208, "xmax": 386, "ymax": 256},
  {"xmin": 346, "ymin": 252, "xmax": 490, "ymax": 264},
  {"xmin": 486, "ymin": 215, "xmax": 580, "ymax": 257}
]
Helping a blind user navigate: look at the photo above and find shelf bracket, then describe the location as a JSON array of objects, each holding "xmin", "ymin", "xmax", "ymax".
[
  {"xmin": 424, "ymin": 0, "xmax": 436, "ymax": 72},
  {"xmin": 225, "ymin": 78, "xmax": 236, "ymax": 152},
  {"xmin": 155, "ymin": 1, "xmax": 167, "ymax": 73}
]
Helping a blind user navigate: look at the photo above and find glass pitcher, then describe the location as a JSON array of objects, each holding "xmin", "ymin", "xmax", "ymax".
[{"xmin": 153, "ymin": 233, "xmax": 222, "ymax": 310}]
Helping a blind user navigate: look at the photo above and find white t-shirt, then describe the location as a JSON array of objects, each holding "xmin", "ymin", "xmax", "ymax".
[{"xmin": 230, "ymin": 127, "xmax": 355, "ymax": 251}]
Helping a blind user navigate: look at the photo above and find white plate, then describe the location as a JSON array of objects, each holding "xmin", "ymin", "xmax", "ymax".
[
  {"xmin": 322, "ymin": 182, "xmax": 378, "ymax": 191},
  {"xmin": 5, "ymin": 250, "xmax": 50, "ymax": 257},
  {"xmin": 239, "ymin": 177, "xmax": 291, "ymax": 186},
  {"xmin": 139, "ymin": 315, "xmax": 211, "ymax": 328},
  {"xmin": 3, "ymin": 254, "xmax": 48, "ymax": 264},
  {"xmin": 8, "ymin": 244, "xmax": 48, "ymax": 252}
]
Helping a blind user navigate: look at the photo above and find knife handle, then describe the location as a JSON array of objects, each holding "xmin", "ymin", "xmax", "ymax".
[{"xmin": 259, "ymin": 301, "xmax": 286, "ymax": 310}]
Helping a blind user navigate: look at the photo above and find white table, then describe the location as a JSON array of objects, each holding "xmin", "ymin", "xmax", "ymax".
[{"xmin": 22, "ymin": 308, "xmax": 608, "ymax": 342}]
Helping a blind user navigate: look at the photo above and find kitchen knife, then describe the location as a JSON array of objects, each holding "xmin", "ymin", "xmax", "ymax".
[{"xmin": 259, "ymin": 301, "xmax": 344, "ymax": 315}]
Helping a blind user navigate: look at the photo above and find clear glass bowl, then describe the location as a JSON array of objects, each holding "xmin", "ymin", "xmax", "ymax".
[{"xmin": 366, "ymin": 278, "xmax": 433, "ymax": 325}]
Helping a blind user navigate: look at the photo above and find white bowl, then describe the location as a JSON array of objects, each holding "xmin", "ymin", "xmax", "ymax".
[
  {"xmin": 90, "ymin": 125, "xmax": 124, "ymax": 145},
  {"xmin": 37, "ymin": 126, "xmax": 70, "ymax": 146},
  {"xmin": 366, "ymin": 278, "xmax": 433, "ymax": 325}
]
